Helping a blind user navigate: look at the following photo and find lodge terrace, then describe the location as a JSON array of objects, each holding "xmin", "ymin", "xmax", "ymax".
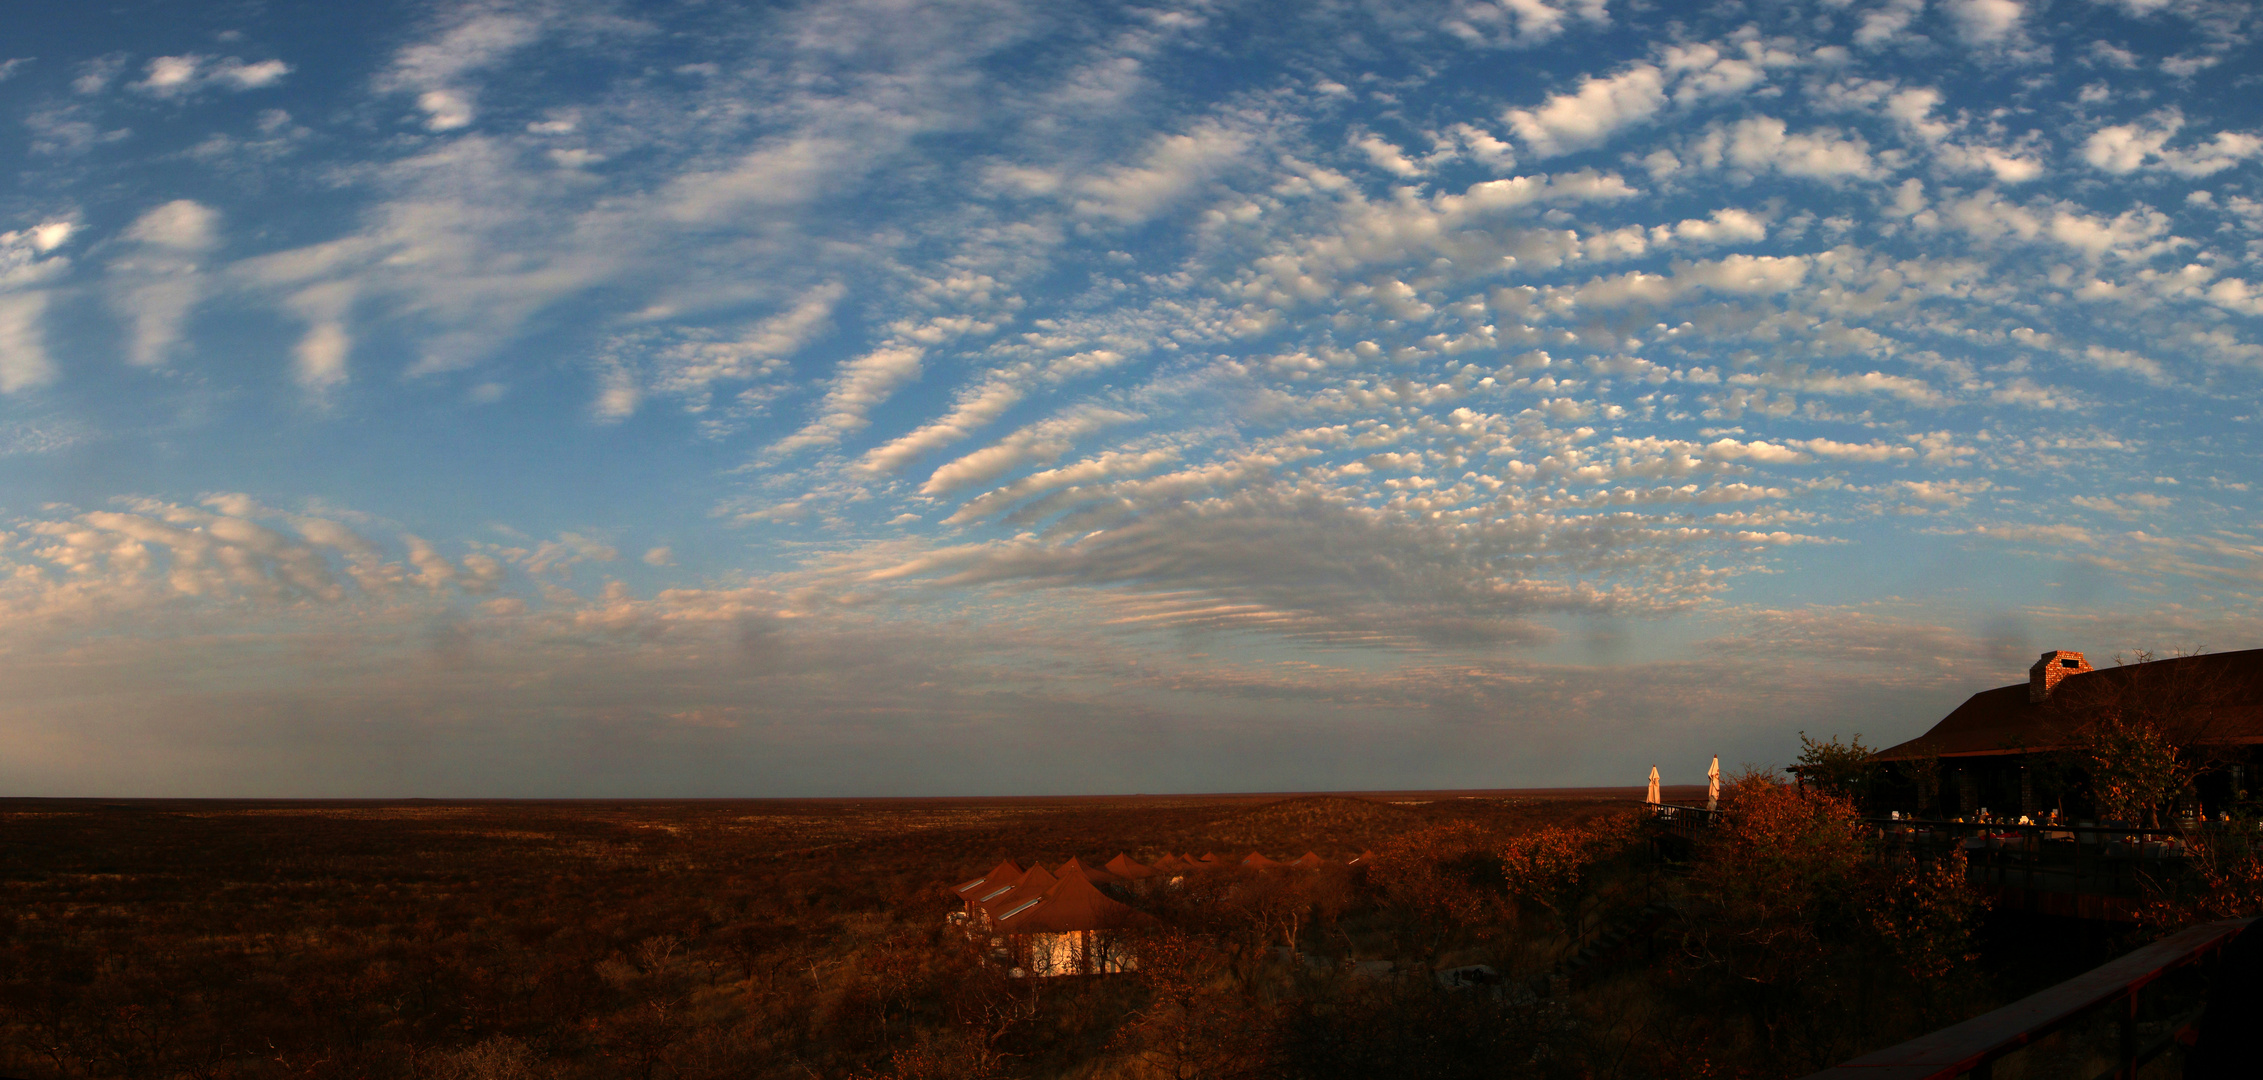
[
  {"xmin": 951, "ymin": 851, "xmax": 1362, "ymax": 977},
  {"xmin": 1867, "ymin": 648, "xmax": 2263, "ymax": 821}
]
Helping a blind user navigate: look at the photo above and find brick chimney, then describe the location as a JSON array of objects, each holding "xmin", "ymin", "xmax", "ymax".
[{"xmin": 2029, "ymin": 650, "xmax": 2091, "ymax": 703}]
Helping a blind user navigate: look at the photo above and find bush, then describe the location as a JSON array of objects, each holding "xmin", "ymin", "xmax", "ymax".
[{"xmin": 1676, "ymin": 770, "xmax": 1987, "ymax": 1074}]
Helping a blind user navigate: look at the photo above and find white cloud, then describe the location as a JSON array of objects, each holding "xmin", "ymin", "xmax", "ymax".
[
  {"xmin": 1887, "ymin": 177, "xmax": 1928, "ymax": 217},
  {"xmin": 1797, "ymin": 437, "xmax": 1919, "ymax": 461},
  {"xmin": 1, "ymin": 222, "xmax": 74, "ymax": 283},
  {"xmin": 0, "ymin": 222, "xmax": 73, "ymax": 392},
  {"xmin": 0, "ymin": 293, "xmax": 54, "ymax": 392},
  {"xmin": 1447, "ymin": 123, "xmax": 1519, "ymax": 170},
  {"xmin": 593, "ymin": 360, "xmax": 639, "ymax": 421},
  {"xmin": 661, "ymin": 136, "xmax": 856, "ymax": 221},
  {"xmin": 2079, "ymin": 345, "xmax": 2170, "ymax": 384},
  {"xmin": 769, "ymin": 344, "xmax": 927, "ymax": 456},
  {"xmin": 1660, "ymin": 208, "xmax": 1769, "ymax": 245},
  {"xmin": 2160, "ymin": 54, "xmax": 2218, "ymax": 78},
  {"xmin": 1569, "ymin": 253, "xmax": 1814, "ymax": 308},
  {"xmin": 110, "ymin": 200, "xmax": 221, "ymax": 368},
  {"xmin": 1441, "ymin": 0, "xmax": 1610, "ymax": 48},
  {"xmin": 1936, "ymin": 189, "xmax": 2180, "ymax": 261},
  {"xmin": 1884, "ymin": 88, "xmax": 2044, "ymax": 182},
  {"xmin": 417, "ymin": 90, "xmax": 475, "ymax": 132},
  {"xmin": 920, "ymin": 407, "xmax": 1141, "ymax": 495},
  {"xmin": 2206, "ymin": 277, "xmax": 2263, "ymax": 317},
  {"xmin": 1506, "ymin": 64, "xmax": 1667, "ymax": 157},
  {"xmin": 1695, "ymin": 115, "xmax": 1878, "ymax": 179},
  {"xmin": 646, "ymin": 282, "xmax": 844, "ymax": 406},
  {"xmin": 944, "ymin": 447, "xmax": 1183, "ymax": 525},
  {"xmin": 860, "ymin": 377, "xmax": 1026, "ymax": 474},
  {"xmin": 128, "ymin": 54, "xmax": 291, "ymax": 97},
  {"xmin": 1945, "ymin": 0, "xmax": 2023, "ymax": 45},
  {"xmin": 375, "ymin": 7, "xmax": 547, "ymax": 132},
  {"xmin": 295, "ymin": 322, "xmax": 350, "ymax": 393},
  {"xmin": 124, "ymin": 200, "xmax": 219, "ymax": 251},
  {"xmin": 2086, "ymin": 42, "xmax": 2139, "ymax": 69},
  {"xmin": 1074, "ymin": 123, "xmax": 1249, "ymax": 223},
  {"xmin": 8, "ymin": 499, "xmax": 527, "ymax": 620},
  {"xmin": 1355, "ymin": 134, "xmax": 1425, "ymax": 177},
  {"xmin": 2081, "ymin": 111, "xmax": 2262, "ymax": 177},
  {"xmin": 1854, "ymin": 0, "xmax": 1927, "ymax": 48}
]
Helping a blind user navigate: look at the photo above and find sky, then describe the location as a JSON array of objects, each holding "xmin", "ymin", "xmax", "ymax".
[{"xmin": 2, "ymin": 0, "xmax": 2261, "ymax": 797}]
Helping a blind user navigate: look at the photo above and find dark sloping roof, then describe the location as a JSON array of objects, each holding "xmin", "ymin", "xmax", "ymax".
[
  {"xmin": 1873, "ymin": 683, "xmax": 2064, "ymax": 761},
  {"xmin": 958, "ymin": 859, "xmax": 1024, "ymax": 898},
  {"xmin": 975, "ymin": 865, "xmax": 1057, "ymax": 921},
  {"xmin": 1104, "ymin": 853, "xmax": 1155, "ymax": 879},
  {"xmin": 1055, "ymin": 857, "xmax": 1121, "ymax": 884},
  {"xmin": 995, "ymin": 869, "xmax": 1150, "ymax": 934},
  {"xmin": 1290, "ymin": 851, "xmax": 1326, "ymax": 869},
  {"xmin": 1874, "ymin": 649, "xmax": 2263, "ymax": 761},
  {"xmin": 1241, "ymin": 852, "xmax": 1284, "ymax": 870}
]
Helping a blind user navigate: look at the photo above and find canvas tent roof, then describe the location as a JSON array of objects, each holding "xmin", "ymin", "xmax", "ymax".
[
  {"xmin": 975, "ymin": 865, "xmax": 1058, "ymax": 920},
  {"xmin": 1055, "ymin": 857, "xmax": 1121, "ymax": 884},
  {"xmin": 1872, "ymin": 649, "xmax": 2263, "ymax": 761},
  {"xmin": 1104, "ymin": 853, "xmax": 1155, "ymax": 879},
  {"xmin": 958, "ymin": 859, "xmax": 1024, "ymax": 898},
  {"xmin": 994, "ymin": 868, "xmax": 1150, "ymax": 935}
]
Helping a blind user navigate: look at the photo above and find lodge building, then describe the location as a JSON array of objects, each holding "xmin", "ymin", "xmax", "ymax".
[{"xmin": 1870, "ymin": 648, "xmax": 2263, "ymax": 820}]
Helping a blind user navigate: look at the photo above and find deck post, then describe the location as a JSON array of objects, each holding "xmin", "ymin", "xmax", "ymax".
[{"xmin": 2117, "ymin": 989, "xmax": 2135, "ymax": 1079}]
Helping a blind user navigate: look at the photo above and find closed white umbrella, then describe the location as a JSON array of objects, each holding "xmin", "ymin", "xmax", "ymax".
[
  {"xmin": 1646, "ymin": 766, "xmax": 1661, "ymax": 805},
  {"xmin": 1707, "ymin": 755, "xmax": 1721, "ymax": 812}
]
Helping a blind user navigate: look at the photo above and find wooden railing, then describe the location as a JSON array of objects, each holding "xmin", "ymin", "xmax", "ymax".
[
  {"xmin": 1862, "ymin": 817, "xmax": 2251, "ymax": 914},
  {"xmin": 1645, "ymin": 802, "xmax": 1718, "ymax": 838},
  {"xmin": 1800, "ymin": 918, "xmax": 2251, "ymax": 1080}
]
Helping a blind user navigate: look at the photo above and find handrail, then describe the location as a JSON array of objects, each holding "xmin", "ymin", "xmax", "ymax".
[
  {"xmin": 1864, "ymin": 816, "xmax": 2247, "ymax": 840},
  {"xmin": 1799, "ymin": 918, "xmax": 2251, "ymax": 1080}
]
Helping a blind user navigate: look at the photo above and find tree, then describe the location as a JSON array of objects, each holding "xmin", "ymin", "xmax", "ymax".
[
  {"xmin": 1366, "ymin": 821, "xmax": 1508, "ymax": 961},
  {"xmin": 1498, "ymin": 813, "xmax": 1639, "ymax": 951},
  {"xmin": 2138, "ymin": 807, "xmax": 2263, "ymax": 931},
  {"xmin": 2078, "ymin": 717, "xmax": 2184, "ymax": 827},
  {"xmin": 1117, "ymin": 931, "xmax": 1274, "ymax": 1080},
  {"xmin": 2048, "ymin": 649, "xmax": 2239, "ymax": 826},
  {"xmin": 1791, "ymin": 732, "xmax": 1880, "ymax": 806},
  {"xmin": 1679, "ymin": 770, "xmax": 1987, "ymax": 1072}
]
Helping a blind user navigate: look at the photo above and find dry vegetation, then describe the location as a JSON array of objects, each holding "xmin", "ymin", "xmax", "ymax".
[{"xmin": 0, "ymin": 787, "xmax": 2144, "ymax": 1080}]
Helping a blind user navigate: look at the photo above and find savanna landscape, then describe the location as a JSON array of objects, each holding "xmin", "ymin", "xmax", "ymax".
[{"xmin": 0, "ymin": 775, "xmax": 2193, "ymax": 1080}]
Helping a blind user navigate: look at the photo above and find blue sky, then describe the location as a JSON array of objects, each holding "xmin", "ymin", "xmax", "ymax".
[{"xmin": 3, "ymin": 0, "xmax": 2260, "ymax": 796}]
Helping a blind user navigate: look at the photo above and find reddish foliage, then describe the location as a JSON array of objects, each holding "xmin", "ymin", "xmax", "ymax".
[{"xmin": 1677, "ymin": 771, "xmax": 1989, "ymax": 1072}]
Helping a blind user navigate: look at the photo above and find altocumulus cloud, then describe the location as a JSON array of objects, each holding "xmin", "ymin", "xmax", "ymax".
[{"xmin": 0, "ymin": 0, "xmax": 2261, "ymax": 794}]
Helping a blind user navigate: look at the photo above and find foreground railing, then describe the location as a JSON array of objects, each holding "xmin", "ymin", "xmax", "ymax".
[
  {"xmin": 1862, "ymin": 817, "xmax": 2251, "ymax": 913},
  {"xmin": 1645, "ymin": 803, "xmax": 1718, "ymax": 836},
  {"xmin": 1801, "ymin": 917, "xmax": 2251, "ymax": 1080}
]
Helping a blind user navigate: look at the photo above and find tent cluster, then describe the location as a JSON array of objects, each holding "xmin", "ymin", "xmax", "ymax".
[{"xmin": 950, "ymin": 850, "xmax": 1371, "ymax": 978}]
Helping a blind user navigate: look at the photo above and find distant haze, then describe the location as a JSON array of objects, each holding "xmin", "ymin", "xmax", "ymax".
[{"xmin": 2, "ymin": 0, "xmax": 2259, "ymax": 796}]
